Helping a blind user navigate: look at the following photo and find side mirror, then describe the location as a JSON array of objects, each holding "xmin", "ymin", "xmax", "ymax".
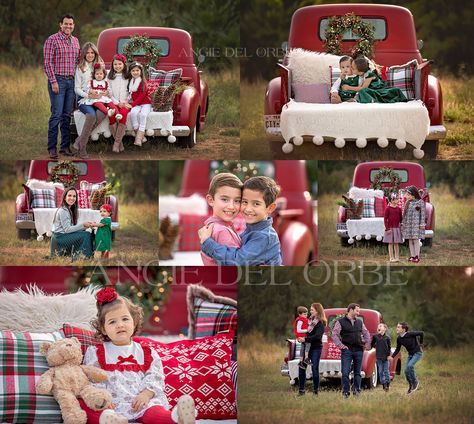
[
  {"xmin": 197, "ymin": 54, "xmax": 205, "ymax": 69},
  {"xmin": 417, "ymin": 39, "xmax": 424, "ymax": 50},
  {"xmin": 281, "ymin": 41, "xmax": 288, "ymax": 53},
  {"xmin": 426, "ymin": 181, "xmax": 431, "ymax": 189}
]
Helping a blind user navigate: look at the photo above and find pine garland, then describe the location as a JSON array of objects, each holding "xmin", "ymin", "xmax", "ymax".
[
  {"xmin": 122, "ymin": 34, "xmax": 161, "ymax": 75},
  {"xmin": 324, "ymin": 13, "xmax": 376, "ymax": 58},
  {"xmin": 49, "ymin": 161, "xmax": 79, "ymax": 187}
]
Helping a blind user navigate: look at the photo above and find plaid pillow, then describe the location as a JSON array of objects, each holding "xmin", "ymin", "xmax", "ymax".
[
  {"xmin": 361, "ymin": 198, "xmax": 375, "ymax": 218},
  {"xmin": 193, "ymin": 298, "xmax": 237, "ymax": 339},
  {"xmin": 0, "ymin": 330, "xmax": 64, "ymax": 423},
  {"xmin": 30, "ymin": 188, "xmax": 56, "ymax": 209},
  {"xmin": 374, "ymin": 196, "xmax": 386, "ymax": 217},
  {"xmin": 178, "ymin": 214, "xmax": 210, "ymax": 251},
  {"xmin": 62, "ymin": 324, "xmax": 99, "ymax": 354},
  {"xmin": 77, "ymin": 189, "xmax": 89, "ymax": 209},
  {"xmin": 386, "ymin": 60, "xmax": 417, "ymax": 100},
  {"xmin": 330, "ymin": 66, "xmax": 341, "ymax": 87},
  {"xmin": 79, "ymin": 180, "xmax": 106, "ymax": 192},
  {"xmin": 149, "ymin": 67, "xmax": 183, "ymax": 87}
]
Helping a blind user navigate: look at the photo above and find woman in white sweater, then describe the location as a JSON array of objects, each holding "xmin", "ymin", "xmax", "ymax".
[
  {"xmin": 72, "ymin": 42, "xmax": 106, "ymax": 158},
  {"xmin": 107, "ymin": 54, "xmax": 132, "ymax": 153}
]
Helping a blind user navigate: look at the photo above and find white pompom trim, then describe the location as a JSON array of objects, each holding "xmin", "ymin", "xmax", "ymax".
[
  {"xmin": 282, "ymin": 143, "xmax": 293, "ymax": 153},
  {"xmin": 334, "ymin": 137, "xmax": 345, "ymax": 148},
  {"xmin": 377, "ymin": 137, "xmax": 389, "ymax": 148},
  {"xmin": 167, "ymin": 135, "xmax": 177, "ymax": 143},
  {"xmin": 356, "ymin": 137, "xmax": 367, "ymax": 148},
  {"xmin": 293, "ymin": 136, "xmax": 304, "ymax": 146},
  {"xmin": 312, "ymin": 136, "xmax": 324, "ymax": 145},
  {"xmin": 395, "ymin": 139, "xmax": 406, "ymax": 149}
]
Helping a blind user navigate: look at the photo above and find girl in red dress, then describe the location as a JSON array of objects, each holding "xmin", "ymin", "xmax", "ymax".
[{"xmin": 383, "ymin": 192, "xmax": 403, "ymax": 262}]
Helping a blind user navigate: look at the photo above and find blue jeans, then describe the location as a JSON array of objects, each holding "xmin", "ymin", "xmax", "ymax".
[
  {"xmin": 47, "ymin": 76, "xmax": 75, "ymax": 152},
  {"xmin": 298, "ymin": 347, "xmax": 322, "ymax": 393},
  {"xmin": 78, "ymin": 102, "xmax": 98, "ymax": 117},
  {"xmin": 405, "ymin": 351, "xmax": 422, "ymax": 384},
  {"xmin": 376, "ymin": 359, "xmax": 390, "ymax": 385},
  {"xmin": 341, "ymin": 348, "xmax": 363, "ymax": 395}
]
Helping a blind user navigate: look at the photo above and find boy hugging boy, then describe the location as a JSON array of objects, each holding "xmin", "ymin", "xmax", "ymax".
[
  {"xmin": 201, "ymin": 173, "xmax": 243, "ymax": 266},
  {"xmin": 330, "ymin": 56, "xmax": 360, "ymax": 103},
  {"xmin": 199, "ymin": 176, "xmax": 282, "ymax": 265}
]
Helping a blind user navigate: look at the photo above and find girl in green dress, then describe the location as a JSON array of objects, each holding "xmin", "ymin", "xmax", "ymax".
[
  {"xmin": 91, "ymin": 203, "xmax": 112, "ymax": 258},
  {"xmin": 330, "ymin": 56, "xmax": 360, "ymax": 103},
  {"xmin": 343, "ymin": 56, "xmax": 407, "ymax": 104}
]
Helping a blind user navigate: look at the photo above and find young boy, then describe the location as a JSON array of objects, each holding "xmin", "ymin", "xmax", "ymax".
[
  {"xmin": 294, "ymin": 306, "xmax": 312, "ymax": 370},
  {"xmin": 198, "ymin": 176, "xmax": 282, "ymax": 265},
  {"xmin": 200, "ymin": 173, "xmax": 243, "ymax": 266},
  {"xmin": 330, "ymin": 56, "xmax": 361, "ymax": 103},
  {"xmin": 371, "ymin": 323, "xmax": 391, "ymax": 391}
]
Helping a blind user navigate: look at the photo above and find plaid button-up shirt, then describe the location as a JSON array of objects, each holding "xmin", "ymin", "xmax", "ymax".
[{"xmin": 43, "ymin": 31, "xmax": 80, "ymax": 84}]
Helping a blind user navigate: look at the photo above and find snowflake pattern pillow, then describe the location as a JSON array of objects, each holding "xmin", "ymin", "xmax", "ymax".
[{"xmin": 136, "ymin": 333, "xmax": 236, "ymax": 420}]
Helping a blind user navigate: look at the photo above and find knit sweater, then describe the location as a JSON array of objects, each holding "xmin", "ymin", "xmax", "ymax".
[
  {"xmin": 392, "ymin": 331, "xmax": 424, "ymax": 357},
  {"xmin": 52, "ymin": 207, "xmax": 85, "ymax": 234},
  {"xmin": 108, "ymin": 73, "xmax": 129, "ymax": 104},
  {"xmin": 74, "ymin": 63, "xmax": 94, "ymax": 99}
]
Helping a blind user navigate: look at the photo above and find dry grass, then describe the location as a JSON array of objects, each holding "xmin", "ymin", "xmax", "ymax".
[
  {"xmin": 0, "ymin": 201, "xmax": 158, "ymax": 265},
  {"xmin": 239, "ymin": 332, "xmax": 474, "ymax": 424},
  {"xmin": 240, "ymin": 76, "xmax": 474, "ymax": 160},
  {"xmin": 0, "ymin": 65, "xmax": 239, "ymax": 159},
  {"xmin": 317, "ymin": 186, "xmax": 474, "ymax": 265}
]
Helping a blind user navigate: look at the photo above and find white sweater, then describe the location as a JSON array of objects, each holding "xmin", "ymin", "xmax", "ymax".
[
  {"xmin": 75, "ymin": 63, "xmax": 93, "ymax": 99},
  {"xmin": 108, "ymin": 73, "xmax": 129, "ymax": 104}
]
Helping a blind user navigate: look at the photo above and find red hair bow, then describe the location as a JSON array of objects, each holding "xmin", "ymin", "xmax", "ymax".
[
  {"xmin": 115, "ymin": 54, "xmax": 127, "ymax": 63},
  {"xmin": 97, "ymin": 287, "xmax": 117, "ymax": 305},
  {"xmin": 93, "ymin": 63, "xmax": 103, "ymax": 70},
  {"xmin": 100, "ymin": 203, "xmax": 112, "ymax": 213}
]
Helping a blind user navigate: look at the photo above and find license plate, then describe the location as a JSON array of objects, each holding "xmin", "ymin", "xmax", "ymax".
[
  {"xmin": 16, "ymin": 212, "xmax": 34, "ymax": 221},
  {"xmin": 264, "ymin": 114, "xmax": 280, "ymax": 129}
]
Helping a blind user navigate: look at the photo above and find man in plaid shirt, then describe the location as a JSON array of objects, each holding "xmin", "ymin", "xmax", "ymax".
[{"xmin": 43, "ymin": 13, "xmax": 80, "ymax": 159}]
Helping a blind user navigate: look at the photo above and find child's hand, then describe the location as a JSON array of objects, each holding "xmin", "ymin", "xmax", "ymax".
[
  {"xmin": 388, "ymin": 356, "xmax": 393, "ymax": 361},
  {"xmin": 132, "ymin": 389, "xmax": 154, "ymax": 412},
  {"xmin": 296, "ymin": 337, "xmax": 305, "ymax": 343},
  {"xmin": 198, "ymin": 224, "xmax": 213, "ymax": 244}
]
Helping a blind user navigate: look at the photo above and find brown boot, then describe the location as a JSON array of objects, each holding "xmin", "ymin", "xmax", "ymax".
[
  {"xmin": 113, "ymin": 123, "xmax": 126, "ymax": 153},
  {"xmin": 134, "ymin": 130, "xmax": 145, "ymax": 146},
  {"xmin": 73, "ymin": 114, "xmax": 96, "ymax": 158}
]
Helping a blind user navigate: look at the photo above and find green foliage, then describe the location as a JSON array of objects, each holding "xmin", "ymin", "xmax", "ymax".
[{"xmin": 158, "ymin": 161, "xmax": 185, "ymax": 195}]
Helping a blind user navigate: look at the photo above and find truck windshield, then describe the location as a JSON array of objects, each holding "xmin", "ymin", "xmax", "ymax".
[
  {"xmin": 117, "ymin": 38, "xmax": 169, "ymax": 57},
  {"xmin": 319, "ymin": 18, "xmax": 387, "ymax": 41},
  {"xmin": 209, "ymin": 161, "xmax": 275, "ymax": 181},
  {"xmin": 370, "ymin": 169, "xmax": 409, "ymax": 183}
]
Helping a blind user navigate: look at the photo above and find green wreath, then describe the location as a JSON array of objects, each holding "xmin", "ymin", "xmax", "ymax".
[
  {"xmin": 49, "ymin": 161, "xmax": 79, "ymax": 187},
  {"xmin": 371, "ymin": 168, "xmax": 401, "ymax": 198},
  {"xmin": 122, "ymin": 34, "xmax": 161, "ymax": 75},
  {"xmin": 324, "ymin": 13, "xmax": 376, "ymax": 58}
]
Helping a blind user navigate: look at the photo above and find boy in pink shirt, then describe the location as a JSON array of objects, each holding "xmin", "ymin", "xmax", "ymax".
[{"xmin": 200, "ymin": 173, "xmax": 243, "ymax": 266}]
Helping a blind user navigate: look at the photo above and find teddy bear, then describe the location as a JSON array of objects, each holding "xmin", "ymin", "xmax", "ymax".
[{"xmin": 36, "ymin": 337, "xmax": 113, "ymax": 424}]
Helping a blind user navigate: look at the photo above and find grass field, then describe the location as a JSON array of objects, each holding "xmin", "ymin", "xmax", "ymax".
[
  {"xmin": 239, "ymin": 332, "xmax": 474, "ymax": 424},
  {"xmin": 0, "ymin": 201, "xmax": 158, "ymax": 265},
  {"xmin": 0, "ymin": 65, "xmax": 240, "ymax": 160},
  {"xmin": 317, "ymin": 186, "xmax": 474, "ymax": 265},
  {"xmin": 241, "ymin": 76, "xmax": 474, "ymax": 160}
]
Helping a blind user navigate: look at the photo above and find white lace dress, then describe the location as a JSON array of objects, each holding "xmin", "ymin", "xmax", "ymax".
[{"xmin": 84, "ymin": 341, "xmax": 171, "ymax": 420}]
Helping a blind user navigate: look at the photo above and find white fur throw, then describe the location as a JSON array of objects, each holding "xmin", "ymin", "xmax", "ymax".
[
  {"xmin": 0, "ymin": 285, "xmax": 99, "ymax": 332},
  {"xmin": 159, "ymin": 194, "xmax": 208, "ymax": 218},
  {"xmin": 287, "ymin": 49, "xmax": 341, "ymax": 84},
  {"xmin": 26, "ymin": 179, "xmax": 64, "ymax": 190},
  {"xmin": 349, "ymin": 187, "xmax": 384, "ymax": 199}
]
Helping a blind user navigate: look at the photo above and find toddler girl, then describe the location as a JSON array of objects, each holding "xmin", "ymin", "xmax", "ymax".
[
  {"xmin": 383, "ymin": 192, "xmax": 403, "ymax": 262},
  {"xmin": 81, "ymin": 287, "xmax": 196, "ymax": 424},
  {"xmin": 128, "ymin": 62, "xmax": 152, "ymax": 147},
  {"xmin": 90, "ymin": 204, "xmax": 113, "ymax": 259},
  {"xmin": 401, "ymin": 185, "xmax": 425, "ymax": 263},
  {"xmin": 108, "ymin": 54, "xmax": 131, "ymax": 153},
  {"xmin": 80, "ymin": 63, "xmax": 119, "ymax": 119}
]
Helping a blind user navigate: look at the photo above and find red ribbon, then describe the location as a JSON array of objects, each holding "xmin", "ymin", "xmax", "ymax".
[{"xmin": 117, "ymin": 354, "xmax": 138, "ymax": 365}]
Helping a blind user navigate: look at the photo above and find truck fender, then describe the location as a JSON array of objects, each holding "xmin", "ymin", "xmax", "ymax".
[
  {"xmin": 362, "ymin": 349, "xmax": 377, "ymax": 377},
  {"xmin": 280, "ymin": 221, "xmax": 313, "ymax": 266},
  {"xmin": 177, "ymin": 87, "xmax": 200, "ymax": 129},
  {"xmin": 264, "ymin": 77, "xmax": 282, "ymax": 115},
  {"xmin": 425, "ymin": 202, "xmax": 435, "ymax": 230},
  {"xmin": 16, "ymin": 193, "xmax": 28, "ymax": 213},
  {"xmin": 427, "ymin": 75, "xmax": 443, "ymax": 125},
  {"xmin": 337, "ymin": 205, "xmax": 347, "ymax": 223},
  {"xmin": 108, "ymin": 195, "xmax": 118, "ymax": 223}
]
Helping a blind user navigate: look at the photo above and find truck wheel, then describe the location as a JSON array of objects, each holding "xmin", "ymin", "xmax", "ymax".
[
  {"xmin": 340, "ymin": 237, "xmax": 351, "ymax": 247},
  {"xmin": 364, "ymin": 365, "xmax": 378, "ymax": 389},
  {"xmin": 17, "ymin": 228, "xmax": 31, "ymax": 240},
  {"xmin": 423, "ymin": 238, "xmax": 433, "ymax": 247},
  {"xmin": 179, "ymin": 125, "xmax": 197, "ymax": 148}
]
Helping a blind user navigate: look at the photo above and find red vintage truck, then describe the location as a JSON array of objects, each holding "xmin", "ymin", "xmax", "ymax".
[
  {"xmin": 264, "ymin": 4, "xmax": 446, "ymax": 155},
  {"xmin": 15, "ymin": 160, "xmax": 119, "ymax": 240},
  {"xmin": 281, "ymin": 308, "xmax": 402, "ymax": 390},
  {"xmin": 72, "ymin": 27, "xmax": 209, "ymax": 148},
  {"xmin": 336, "ymin": 161, "xmax": 435, "ymax": 246},
  {"xmin": 161, "ymin": 160, "xmax": 317, "ymax": 266}
]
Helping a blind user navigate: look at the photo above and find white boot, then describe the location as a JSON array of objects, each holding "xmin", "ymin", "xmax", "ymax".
[
  {"xmin": 99, "ymin": 409, "xmax": 128, "ymax": 424},
  {"xmin": 171, "ymin": 395, "xmax": 196, "ymax": 424}
]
